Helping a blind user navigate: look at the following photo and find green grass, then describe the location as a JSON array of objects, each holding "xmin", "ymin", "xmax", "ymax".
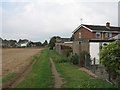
[
  {"xmin": 50, "ymin": 50, "xmax": 118, "ymax": 88},
  {"xmin": 16, "ymin": 49, "xmax": 54, "ymax": 88},
  {"xmin": 2, "ymin": 73, "xmax": 16, "ymax": 83}
]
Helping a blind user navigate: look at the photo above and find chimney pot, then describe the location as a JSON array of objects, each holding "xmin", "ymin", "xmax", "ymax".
[{"xmin": 106, "ymin": 22, "xmax": 110, "ymax": 27}]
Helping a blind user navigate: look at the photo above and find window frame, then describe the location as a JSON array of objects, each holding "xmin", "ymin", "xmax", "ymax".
[
  {"xmin": 105, "ymin": 33, "xmax": 112, "ymax": 38},
  {"xmin": 96, "ymin": 32, "xmax": 101, "ymax": 38},
  {"xmin": 79, "ymin": 32, "xmax": 81, "ymax": 38}
]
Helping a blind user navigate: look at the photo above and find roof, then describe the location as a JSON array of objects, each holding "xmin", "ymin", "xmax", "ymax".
[
  {"xmin": 64, "ymin": 41, "xmax": 73, "ymax": 44},
  {"xmin": 56, "ymin": 38, "xmax": 70, "ymax": 43},
  {"xmin": 73, "ymin": 24, "xmax": 120, "ymax": 34},
  {"xmin": 89, "ymin": 39, "xmax": 115, "ymax": 42}
]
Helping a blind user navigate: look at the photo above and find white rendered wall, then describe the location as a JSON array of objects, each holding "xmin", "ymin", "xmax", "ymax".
[
  {"xmin": 90, "ymin": 42, "xmax": 100, "ymax": 65},
  {"xmin": 21, "ymin": 43, "xmax": 27, "ymax": 47}
]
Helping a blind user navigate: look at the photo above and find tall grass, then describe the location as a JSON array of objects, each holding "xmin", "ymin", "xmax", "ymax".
[{"xmin": 50, "ymin": 50, "xmax": 117, "ymax": 88}]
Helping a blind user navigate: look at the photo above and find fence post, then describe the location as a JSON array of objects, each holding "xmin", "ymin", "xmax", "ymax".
[
  {"xmin": 118, "ymin": 59, "xmax": 120, "ymax": 88},
  {"xmin": 85, "ymin": 55, "xmax": 86, "ymax": 67},
  {"xmin": 108, "ymin": 68, "xmax": 111, "ymax": 82},
  {"xmin": 93, "ymin": 58, "xmax": 96, "ymax": 73},
  {"xmin": 118, "ymin": 70, "xmax": 120, "ymax": 88}
]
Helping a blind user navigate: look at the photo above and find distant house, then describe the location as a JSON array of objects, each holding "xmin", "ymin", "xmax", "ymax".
[
  {"xmin": 73, "ymin": 22, "xmax": 120, "ymax": 40},
  {"xmin": 56, "ymin": 38, "xmax": 70, "ymax": 43},
  {"xmin": 64, "ymin": 41, "xmax": 73, "ymax": 47},
  {"xmin": 54, "ymin": 38, "xmax": 72, "ymax": 55},
  {"xmin": 2, "ymin": 40, "xmax": 11, "ymax": 48},
  {"xmin": 18, "ymin": 41, "xmax": 29, "ymax": 47}
]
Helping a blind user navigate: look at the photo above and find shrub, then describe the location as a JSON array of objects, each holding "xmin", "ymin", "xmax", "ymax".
[
  {"xmin": 64, "ymin": 47, "xmax": 73, "ymax": 57},
  {"xmin": 71, "ymin": 54, "xmax": 79, "ymax": 65},
  {"xmin": 56, "ymin": 57, "xmax": 70, "ymax": 63},
  {"xmin": 100, "ymin": 40, "xmax": 120, "ymax": 75}
]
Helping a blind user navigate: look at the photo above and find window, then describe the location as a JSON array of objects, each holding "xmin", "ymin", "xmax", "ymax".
[
  {"xmin": 105, "ymin": 33, "xmax": 112, "ymax": 38},
  {"xmin": 96, "ymin": 32, "xmax": 100, "ymax": 38},
  {"xmin": 79, "ymin": 32, "xmax": 81, "ymax": 38}
]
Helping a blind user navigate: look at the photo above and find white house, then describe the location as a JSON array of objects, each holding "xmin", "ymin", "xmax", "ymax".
[{"xmin": 19, "ymin": 42, "xmax": 29, "ymax": 47}]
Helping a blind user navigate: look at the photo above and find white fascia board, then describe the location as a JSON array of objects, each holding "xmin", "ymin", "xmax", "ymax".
[
  {"xmin": 82, "ymin": 25, "xmax": 93, "ymax": 32},
  {"xmin": 92, "ymin": 30, "xmax": 120, "ymax": 33},
  {"xmin": 64, "ymin": 41, "xmax": 73, "ymax": 43},
  {"xmin": 73, "ymin": 25, "xmax": 93, "ymax": 33},
  {"xmin": 72, "ymin": 25, "xmax": 82, "ymax": 33}
]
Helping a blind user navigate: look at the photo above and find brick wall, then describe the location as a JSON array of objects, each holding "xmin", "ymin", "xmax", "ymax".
[
  {"xmin": 74, "ymin": 27, "xmax": 96, "ymax": 40},
  {"xmin": 73, "ymin": 40, "xmax": 89, "ymax": 66},
  {"xmin": 74, "ymin": 27, "xmax": 118, "ymax": 40}
]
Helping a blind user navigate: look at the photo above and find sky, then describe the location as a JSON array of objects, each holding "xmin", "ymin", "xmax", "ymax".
[{"xmin": 0, "ymin": 0, "xmax": 120, "ymax": 42}]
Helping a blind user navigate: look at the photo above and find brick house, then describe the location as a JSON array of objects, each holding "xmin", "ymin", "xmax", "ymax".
[{"xmin": 73, "ymin": 22, "xmax": 120, "ymax": 40}]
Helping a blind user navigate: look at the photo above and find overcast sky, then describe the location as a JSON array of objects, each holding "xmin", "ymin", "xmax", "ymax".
[{"xmin": 0, "ymin": 0, "xmax": 119, "ymax": 42}]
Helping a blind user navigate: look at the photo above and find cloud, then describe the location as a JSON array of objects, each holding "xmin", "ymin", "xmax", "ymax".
[{"xmin": 2, "ymin": 0, "xmax": 118, "ymax": 42}]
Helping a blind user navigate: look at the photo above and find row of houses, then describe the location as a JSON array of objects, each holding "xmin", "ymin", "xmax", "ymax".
[
  {"xmin": 1, "ymin": 39, "xmax": 43, "ymax": 48},
  {"xmin": 54, "ymin": 22, "xmax": 120, "ymax": 65}
]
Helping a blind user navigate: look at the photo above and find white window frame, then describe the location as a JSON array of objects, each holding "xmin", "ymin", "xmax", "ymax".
[
  {"xmin": 96, "ymin": 32, "xmax": 100, "ymax": 38},
  {"xmin": 79, "ymin": 32, "xmax": 81, "ymax": 38},
  {"xmin": 105, "ymin": 33, "xmax": 112, "ymax": 38}
]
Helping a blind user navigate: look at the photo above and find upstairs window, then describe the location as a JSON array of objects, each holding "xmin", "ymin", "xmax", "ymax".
[
  {"xmin": 105, "ymin": 33, "xmax": 112, "ymax": 38},
  {"xmin": 79, "ymin": 32, "xmax": 81, "ymax": 38},
  {"xmin": 96, "ymin": 32, "xmax": 100, "ymax": 38}
]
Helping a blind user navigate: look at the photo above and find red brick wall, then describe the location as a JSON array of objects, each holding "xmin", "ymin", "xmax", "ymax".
[
  {"xmin": 74, "ymin": 27, "xmax": 96, "ymax": 40},
  {"xmin": 74, "ymin": 27, "xmax": 119, "ymax": 40}
]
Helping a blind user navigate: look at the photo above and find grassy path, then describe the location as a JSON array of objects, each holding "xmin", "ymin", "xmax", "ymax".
[
  {"xmin": 49, "ymin": 57, "xmax": 64, "ymax": 88},
  {"xmin": 49, "ymin": 50, "xmax": 117, "ymax": 88},
  {"xmin": 16, "ymin": 49, "xmax": 54, "ymax": 88}
]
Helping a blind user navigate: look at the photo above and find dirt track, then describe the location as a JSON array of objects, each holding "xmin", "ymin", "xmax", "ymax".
[
  {"xmin": 2, "ymin": 48, "xmax": 42, "ymax": 77},
  {"xmin": 50, "ymin": 57, "xmax": 64, "ymax": 88}
]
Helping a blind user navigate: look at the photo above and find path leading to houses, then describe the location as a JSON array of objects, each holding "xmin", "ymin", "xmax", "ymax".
[
  {"xmin": 79, "ymin": 67, "xmax": 98, "ymax": 78},
  {"xmin": 49, "ymin": 58, "xmax": 64, "ymax": 88}
]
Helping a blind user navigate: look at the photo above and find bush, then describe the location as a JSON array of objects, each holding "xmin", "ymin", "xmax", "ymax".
[
  {"xmin": 56, "ymin": 57, "xmax": 70, "ymax": 63},
  {"xmin": 100, "ymin": 40, "xmax": 120, "ymax": 75},
  {"xmin": 64, "ymin": 47, "xmax": 73, "ymax": 57},
  {"xmin": 71, "ymin": 54, "xmax": 79, "ymax": 65}
]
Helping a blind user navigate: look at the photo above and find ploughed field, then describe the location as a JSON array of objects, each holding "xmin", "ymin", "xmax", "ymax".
[{"xmin": 2, "ymin": 48, "xmax": 42, "ymax": 77}]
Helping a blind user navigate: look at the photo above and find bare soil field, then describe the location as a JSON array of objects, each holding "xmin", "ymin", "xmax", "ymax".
[{"xmin": 2, "ymin": 48, "xmax": 42, "ymax": 77}]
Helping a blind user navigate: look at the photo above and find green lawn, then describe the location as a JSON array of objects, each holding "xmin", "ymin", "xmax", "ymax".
[
  {"xmin": 49, "ymin": 50, "xmax": 118, "ymax": 88},
  {"xmin": 16, "ymin": 49, "xmax": 54, "ymax": 88}
]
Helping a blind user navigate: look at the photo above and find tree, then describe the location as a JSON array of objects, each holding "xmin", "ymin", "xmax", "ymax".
[
  {"xmin": 70, "ymin": 34, "xmax": 74, "ymax": 41},
  {"xmin": 100, "ymin": 40, "xmax": 120, "ymax": 77},
  {"xmin": 9, "ymin": 40, "xmax": 17, "ymax": 47},
  {"xmin": 18, "ymin": 39, "xmax": 28, "ymax": 43},
  {"xmin": 49, "ymin": 37, "xmax": 56, "ymax": 49},
  {"xmin": 43, "ymin": 40, "xmax": 48, "ymax": 46},
  {"xmin": 34, "ymin": 42, "xmax": 42, "ymax": 47},
  {"xmin": 49, "ymin": 36, "xmax": 61, "ymax": 49}
]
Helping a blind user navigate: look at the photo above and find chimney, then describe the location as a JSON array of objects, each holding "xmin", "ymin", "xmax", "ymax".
[{"xmin": 106, "ymin": 22, "xmax": 110, "ymax": 27}]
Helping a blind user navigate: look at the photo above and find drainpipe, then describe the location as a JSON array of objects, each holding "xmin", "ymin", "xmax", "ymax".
[{"xmin": 102, "ymin": 32, "xmax": 104, "ymax": 40}]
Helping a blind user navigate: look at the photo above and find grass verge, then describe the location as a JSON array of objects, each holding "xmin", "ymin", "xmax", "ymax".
[
  {"xmin": 16, "ymin": 49, "xmax": 54, "ymax": 88},
  {"xmin": 2, "ymin": 73, "xmax": 16, "ymax": 83},
  {"xmin": 49, "ymin": 50, "xmax": 118, "ymax": 88}
]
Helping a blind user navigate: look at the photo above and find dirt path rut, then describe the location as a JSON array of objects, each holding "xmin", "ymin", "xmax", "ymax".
[{"xmin": 49, "ymin": 57, "xmax": 64, "ymax": 88}]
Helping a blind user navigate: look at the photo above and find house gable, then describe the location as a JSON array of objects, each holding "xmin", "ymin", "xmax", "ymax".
[
  {"xmin": 74, "ymin": 26, "xmax": 96, "ymax": 40},
  {"xmin": 73, "ymin": 23, "xmax": 120, "ymax": 40}
]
